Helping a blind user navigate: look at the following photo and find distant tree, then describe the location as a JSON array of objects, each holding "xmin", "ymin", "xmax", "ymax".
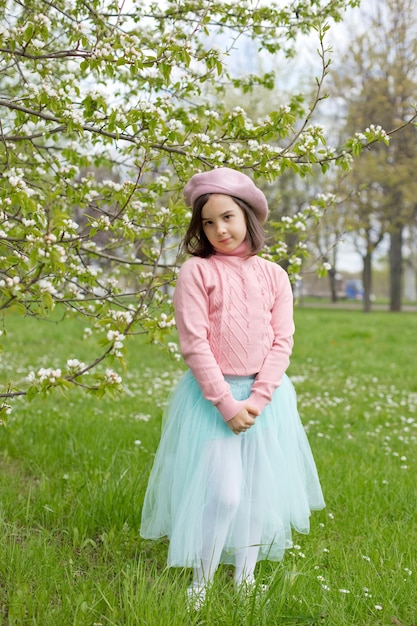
[
  {"xmin": 330, "ymin": 0, "xmax": 417, "ymax": 311},
  {"xmin": 403, "ymin": 221, "xmax": 417, "ymax": 301}
]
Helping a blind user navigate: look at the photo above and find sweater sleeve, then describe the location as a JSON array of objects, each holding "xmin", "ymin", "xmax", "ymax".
[
  {"xmin": 249, "ymin": 265, "xmax": 295, "ymax": 413},
  {"xmin": 173, "ymin": 259, "xmax": 245, "ymax": 422}
]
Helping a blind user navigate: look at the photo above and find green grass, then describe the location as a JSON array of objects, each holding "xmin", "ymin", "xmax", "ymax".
[{"xmin": 0, "ymin": 308, "xmax": 416, "ymax": 625}]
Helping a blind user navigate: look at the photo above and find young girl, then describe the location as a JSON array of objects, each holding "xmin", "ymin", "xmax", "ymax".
[{"xmin": 140, "ymin": 167, "xmax": 325, "ymax": 608}]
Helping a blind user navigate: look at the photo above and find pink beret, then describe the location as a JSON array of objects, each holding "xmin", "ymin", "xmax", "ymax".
[{"xmin": 183, "ymin": 167, "xmax": 268, "ymax": 222}]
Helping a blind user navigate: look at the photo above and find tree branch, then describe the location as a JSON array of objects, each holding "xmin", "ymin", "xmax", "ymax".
[{"xmin": 0, "ymin": 47, "xmax": 91, "ymax": 60}]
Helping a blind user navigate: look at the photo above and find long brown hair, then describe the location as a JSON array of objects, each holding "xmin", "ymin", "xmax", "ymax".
[{"xmin": 182, "ymin": 195, "xmax": 265, "ymax": 258}]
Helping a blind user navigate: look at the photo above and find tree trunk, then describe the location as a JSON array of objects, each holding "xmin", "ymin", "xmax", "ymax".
[
  {"xmin": 328, "ymin": 268, "xmax": 338, "ymax": 303},
  {"xmin": 389, "ymin": 226, "xmax": 403, "ymax": 312},
  {"xmin": 362, "ymin": 251, "xmax": 373, "ymax": 313}
]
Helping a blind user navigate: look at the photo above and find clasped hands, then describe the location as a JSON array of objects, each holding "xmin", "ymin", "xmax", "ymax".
[{"xmin": 227, "ymin": 404, "xmax": 260, "ymax": 435}]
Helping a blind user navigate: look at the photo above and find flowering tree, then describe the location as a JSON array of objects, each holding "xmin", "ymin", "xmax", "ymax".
[{"xmin": 0, "ymin": 0, "xmax": 396, "ymax": 418}]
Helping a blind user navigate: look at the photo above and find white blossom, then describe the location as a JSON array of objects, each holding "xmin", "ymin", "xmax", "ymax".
[{"xmin": 104, "ymin": 369, "xmax": 122, "ymax": 385}]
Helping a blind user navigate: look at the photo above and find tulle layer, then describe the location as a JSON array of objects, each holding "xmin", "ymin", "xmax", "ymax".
[{"xmin": 140, "ymin": 371, "xmax": 325, "ymax": 567}]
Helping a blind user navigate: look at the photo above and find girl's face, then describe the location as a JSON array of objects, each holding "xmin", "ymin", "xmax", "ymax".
[{"xmin": 201, "ymin": 194, "xmax": 247, "ymax": 253}]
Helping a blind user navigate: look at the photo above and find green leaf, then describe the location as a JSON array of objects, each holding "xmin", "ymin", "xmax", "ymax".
[
  {"xmin": 27, "ymin": 385, "xmax": 39, "ymax": 402},
  {"xmin": 24, "ymin": 23, "xmax": 34, "ymax": 43},
  {"xmin": 160, "ymin": 63, "xmax": 171, "ymax": 81},
  {"xmin": 41, "ymin": 291, "xmax": 55, "ymax": 312}
]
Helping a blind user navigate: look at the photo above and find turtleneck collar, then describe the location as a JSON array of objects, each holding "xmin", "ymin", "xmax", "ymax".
[{"xmin": 213, "ymin": 240, "xmax": 251, "ymax": 259}]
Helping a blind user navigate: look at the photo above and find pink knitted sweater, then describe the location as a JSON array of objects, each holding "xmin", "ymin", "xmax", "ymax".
[{"xmin": 173, "ymin": 243, "xmax": 295, "ymax": 421}]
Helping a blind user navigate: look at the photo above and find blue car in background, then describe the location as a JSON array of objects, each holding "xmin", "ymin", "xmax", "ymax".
[{"xmin": 345, "ymin": 279, "xmax": 364, "ymax": 300}]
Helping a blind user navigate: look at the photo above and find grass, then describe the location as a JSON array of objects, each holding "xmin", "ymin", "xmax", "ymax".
[{"xmin": 0, "ymin": 307, "xmax": 416, "ymax": 625}]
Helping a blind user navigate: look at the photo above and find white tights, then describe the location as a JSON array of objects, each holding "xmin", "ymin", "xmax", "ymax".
[{"xmin": 192, "ymin": 436, "xmax": 262, "ymax": 587}]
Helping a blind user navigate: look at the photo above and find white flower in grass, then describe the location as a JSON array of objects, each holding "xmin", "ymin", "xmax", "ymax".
[
  {"xmin": 374, "ymin": 604, "xmax": 383, "ymax": 610},
  {"xmin": 339, "ymin": 589, "xmax": 350, "ymax": 594},
  {"xmin": 134, "ymin": 414, "xmax": 151, "ymax": 422},
  {"xmin": 362, "ymin": 555, "xmax": 371, "ymax": 562}
]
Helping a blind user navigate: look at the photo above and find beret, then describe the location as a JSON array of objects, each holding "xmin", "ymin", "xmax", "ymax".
[{"xmin": 183, "ymin": 167, "xmax": 268, "ymax": 222}]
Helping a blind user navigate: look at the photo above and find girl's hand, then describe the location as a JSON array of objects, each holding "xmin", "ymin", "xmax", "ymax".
[{"xmin": 227, "ymin": 405, "xmax": 259, "ymax": 435}]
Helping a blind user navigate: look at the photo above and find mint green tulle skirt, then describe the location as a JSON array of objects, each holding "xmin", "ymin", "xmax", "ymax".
[{"xmin": 140, "ymin": 371, "xmax": 325, "ymax": 568}]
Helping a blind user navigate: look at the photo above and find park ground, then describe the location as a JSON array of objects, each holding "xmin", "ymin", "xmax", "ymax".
[{"xmin": 0, "ymin": 306, "xmax": 416, "ymax": 625}]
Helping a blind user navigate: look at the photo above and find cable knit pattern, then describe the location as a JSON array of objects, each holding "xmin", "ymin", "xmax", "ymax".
[
  {"xmin": 210, "ymin": 255, "xmax": 250, "ymax": 371},
  {"xmin": 173, "ymin": 243, "xmax": 295, "ymax": 421}
]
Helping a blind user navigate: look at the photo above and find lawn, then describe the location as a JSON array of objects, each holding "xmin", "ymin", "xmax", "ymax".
[{"xmin": 0, "ymin": 307, "xmax": 416, "ymax": 625}]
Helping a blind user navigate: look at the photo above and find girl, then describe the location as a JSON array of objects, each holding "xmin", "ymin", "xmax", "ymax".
[{"xmin": 140, "ymin": 167, "xmax": 325, "ymax": 608}]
